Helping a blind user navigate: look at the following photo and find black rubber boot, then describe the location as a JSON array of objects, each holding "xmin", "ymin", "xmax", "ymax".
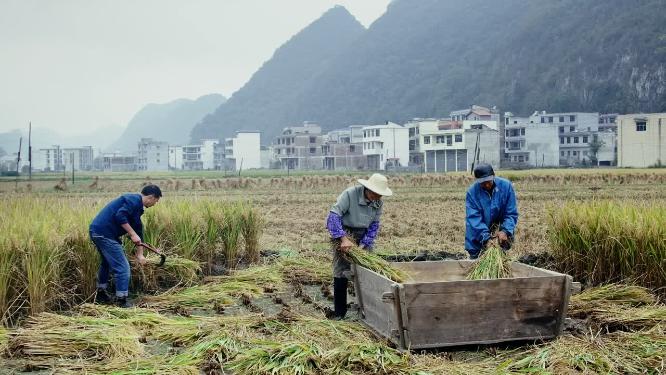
[
  {"xmin": 95, "ymin": 288, "xmax": 112, "ymax": 305},
  {"xmin": 333, "ymin": 277, "xmax": 348, "ymax": 319},
  {"xmin": 115, "ymin": 296, "xmax": 132, "ymax": 308}
]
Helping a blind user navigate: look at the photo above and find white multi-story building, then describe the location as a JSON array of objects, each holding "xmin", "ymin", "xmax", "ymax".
[
  {"xmin": 38, "ymin": 145, "xmax": 64, "ymax": 172},
  {"xmin": 102, "ymin": 153, "xmax": 137, "ymax": 172},
  {"xmin": 272, "ymin": 122, "xmax": 324, "ymax": 170},
  {"xmin": 137, "ymin": 138, "xmax": 168, "ymax": 171},
  {"xmin": 224, "ymin": 131, "xmax": 261, "ymax": 171},
  {"xmin": 419, "ymin": 119, "xmax": 500, "ymax": 173},
  {"xmin": 321, "ymin": 126, "xmax": 366, "ymax": 170},
  {"xmin": 179, "ymin": 139, "xmax": 222, "ymax": 170},
  {"xmin": 504, "ymin": 111, "xmax": 616, "ymax": 167},
  {"xmin": 617, "ymin": 113, "xmax": 666, "ymax": 167},
  {"xmin": 63, "ymin": 146, "xmax": 94, "ymax": 171},
  {"xmin": 168, "ymin": 146, "xmax": 184, "ymax": 170},
  {"xmin": 361, "ymin": 122, "xmax": 409, "ymax": 170}
]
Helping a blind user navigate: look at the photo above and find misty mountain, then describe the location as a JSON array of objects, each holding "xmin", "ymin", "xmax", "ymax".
[
  {"xmin": 111, "ymin": 93, "xmax": 226, "ymax": 152},
  {"xmin": 192, "ymin": 0, "xmax": 666, "ymax": 141},
  {"xmin": 190, "ymin": 6, "xmax": 365, "ymax": 142},
  {"xmin": 0, "ymin": 125, "xmax": 123, "ymax": 155}
]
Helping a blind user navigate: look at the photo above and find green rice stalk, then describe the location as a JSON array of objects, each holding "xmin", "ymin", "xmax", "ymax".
[
  {"xmin": 220, "ymin": 203, "xmax": 243, "ymax": 268},
  {"xmin": 0, "ymin": 236, "xmax": 17, "ymax": 324},
  {"xmin": 239, "ymin": 202, "xmax": 263, "ymax": 264},
  {"xmin": 466, "ymin": 246, "xmax": 512, "ymax": 280},
  {"xmin": 140, "ymin": 281, "xmax": 261, "ymax": 309},
  {"xmin": 7, "ymin": 312, "xmax": 143, "ymax": 360},
  {"xmin": 344, "ymin": 248, "xmax": 407, "ymax": 283},
  {"xmin": 63, "ymin": 212, "xmax": 100, "ymax": 301},
  {"xmin": 570, "ymin": 284, "xmax": 656, "ymax": 311},
  {"xmin": 22, "ymin": 222, "xmax": 64, "ymax": 314},
  {"xmin": 323, "ymin": 343, "xmax": 411, "ymax": 375}
]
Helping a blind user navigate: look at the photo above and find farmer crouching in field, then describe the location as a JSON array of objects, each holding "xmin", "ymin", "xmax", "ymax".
[
  {"xmin": 89, "ymin": 184, "xmax": 162, "ymax": 307},
  {"xmin": 326, "ymin": 173, "xmax": 392, "ymax": 320},
  {"xmin": 465, "ymin": 164, "xmax": 518, "ymax": 259}
]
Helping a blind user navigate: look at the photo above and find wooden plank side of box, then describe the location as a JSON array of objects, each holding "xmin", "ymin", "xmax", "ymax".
[
  {"xmin": 355, "ymin": 266, "xmax": 401, "ymax": 346},
  {"xmin": 401, "ymin": 275, "xmax": 568, "ymax": 349}
]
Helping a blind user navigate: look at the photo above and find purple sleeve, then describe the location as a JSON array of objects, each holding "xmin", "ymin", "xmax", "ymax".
[
  {"xmin": 326, "ymin": 212, "xmax": 346, "ymax": 239},
  {"xmin": 360, "ymin": 221, "xmax": 380, "ymax": 248}
]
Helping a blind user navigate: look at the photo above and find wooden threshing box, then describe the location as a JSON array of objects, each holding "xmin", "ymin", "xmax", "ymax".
[{"xmin": 352, "ymin": 260, "xmax": 572, "ymax": 350}]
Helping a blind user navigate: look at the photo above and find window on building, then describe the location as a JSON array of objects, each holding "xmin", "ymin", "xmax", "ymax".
[
  {"xmin": 349, "ymin": 145, "xmax": 355, "ymax": 152},
  {"xmin": 376, "ymin": 129, "xmax": 381, "ymax": 136},
  {"xmin": 424, "ymin": 136, "xmax": 430, "ymax": 144},
  {"xmin": 446, "ymin": 135, "xmax": 453, "ymax": 146},
  {"xmin": 561, "ymin": 151, "xmax": 565, "ymax": 157},
  {"xmin": 567, "ymin": 137, "xmax": 571, "ymax": 144},
  {"xmin": 505, "ymin": 130, "xmax": 510, "ymax": 137},
  {"xmin": 560, "ymin": 137, "xmax": 564, "ymax": 144},
  {"xmin": 309, "ymin": 147, "xmax": 316, "ymax": 154},
  {"xmin": 610, "ymin": 117, "xmax": 615, "ymax": 123},
  {"xmin": 573, "ymin": 151, "xmax": 578, "ymax": 156},
  {"xmin": 636, "ymin": 121, "xmax": 647, "ymax": 131},
  {"xmin": 520, "ymin": 128, "xmax": 525, "ymax": 136},
  {"xmin": 567, "ymin": 151, "xmax": 571, "ymax": 156},
  {"xmin": 570, "ymin": 126, "xmax": 575, "ymax": 132},
  {"xmin": 559, "ymin": 127, "xmax": 564, "ymax": 133},
  {"xmin": 436, "ymin": 135, "xmax": 445, "ymax": 144},
  {"xmin": 570, "ymin": 115, "xmax": 576, "ymax": 122},
  {"xmin": 514, "ymin": 120, "xmax": 518, "ymax": 124},
  {"xmin": 548, "ymin": 116, "xmax": 553, "ymax": 123},
  {"xmin": 583, "ymin": 136, "xmax": 588, "ymax": 143},
  {"xmin": 559, "ymin": 116, "xmax": 564, "ymax": 122},
  {"xmin": 455, "ymin": 134, "xmax": 462, "ymax": 142},
  {"xmin": 310, "ymin": 137, "xmax": 316, "ymax": 143},
  {"xmin": 541, "ymin": 117, "xmax": 545, "ymax": 123},
  {"xmin": 574, "ymin": 137, "xmax": 579, "ymax": 143},
  {"xmin": 156, "ymin": 159, "xmax": 160, "ymax": 163},
  {"xmin": 525, "ymin": 155, "xmax": 529, "ymax": 162},
  {"xmin": 518, "ymin": 155, "xmax": 524, "ymax": 162}
]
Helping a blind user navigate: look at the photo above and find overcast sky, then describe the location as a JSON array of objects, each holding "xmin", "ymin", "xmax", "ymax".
[{"xmin": 0, "ymin": 0, "xmax": 390, "ymax": 136}]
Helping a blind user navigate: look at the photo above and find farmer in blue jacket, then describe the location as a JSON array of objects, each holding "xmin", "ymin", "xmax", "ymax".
[
  {"xmin": 89, "ymin": 185, "xmax": 162, "ymax": 307},
  {"xmin": 465, "ymin": 164, "xmax": 518, "ymax": 259}
]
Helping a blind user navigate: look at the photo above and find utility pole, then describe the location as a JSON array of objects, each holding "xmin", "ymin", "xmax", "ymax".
[
  {"xmin": 28, "ymin": 122, "xmax": 32, "ymax": 180},
  {"xmin": 71, "ymin": 152, "xmax": 75, "ymax": 184},
  {"xmin": 15, "ymin": 137, "xmax": 22, "ymax": 190}
]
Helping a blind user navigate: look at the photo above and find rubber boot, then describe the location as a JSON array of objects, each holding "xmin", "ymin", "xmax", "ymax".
[
  {"xmin": 94, "ymin": 288, "xmax": 112, "ymax": 305},
  {"xmin": 333, "ymin": 277, "xmax": 348, "ymax": 319},
  {"xmin": 115, "ymin": 296, "xmax": 132, "ymax": 308}
]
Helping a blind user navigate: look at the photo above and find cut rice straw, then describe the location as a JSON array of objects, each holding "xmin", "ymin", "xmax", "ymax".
[
  {"xmin": 466, "ymin": 246, "xmax": 512, "ymax": 280},
  {"xmin": 344, "ymin": 247, "xmax": 407, "ymax": 283}
]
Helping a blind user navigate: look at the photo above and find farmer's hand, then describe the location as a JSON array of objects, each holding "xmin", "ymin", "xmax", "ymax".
[
  {"xmin": 339, "ymin": 236, "xmax": 354, "ymax": 253},
  {"xmin": 497, "ymin": 231, "xmax": 509, "ymax": 245},
  {"xmin": 135, "ymin": 254, "xmax": 147, "ymax": 265},
  {"xmin": 130, "ymin": 233, "xmax": 141, "ymax": 245}
]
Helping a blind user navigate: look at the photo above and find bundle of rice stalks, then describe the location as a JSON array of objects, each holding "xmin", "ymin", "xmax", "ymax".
[
  {"xmin": 76, "ymin": 303, "xmax": 165, "ymax": 329},
  {"xmin": 344, "ymin": 248, "xmax": 407, "ymax": 283},
  {"xmin": 569, "ymin": 284, "xmax": 665, "ymax": 331},
  {"xmin": 239, "ymin": 203, "xmax": 263, "ymax": 264},
  {"xmin": 570, "ymin": 284, "xmax": 656, "ymax": 311},
  {"xmin": 56, "ymin": 357, "xmax": 199, "ymax": 375},
  {"xmin": 226, "ymin": 340, "xmax": 322, "ymax": 375},
  {"xmin": 466, "ymin": 246, "xmax": 512, "ymax": 280},
  {"xmin": 507, "ymin": 326, "xmax": 666, "ymax": 374},
  {"xmin": 213, "ymin": 265, "xmax": 284, "ymax": 288},
  {"xmin": 132, "ymin": 256, "xmax": 201, "ymax": 292},
  {"xmin": 323, "ymin": 343, "xmax": 411, "ymax": 375},
  {"xmin": 7, "ymin": 312, "xmax": 143, "ymax": 360},
  {"xmin": 140, "ymin": 280, "xmax": 262, "ymax": 310},
  {"xmin": 279, "ymin": 256, "xmax": 330, "ymax": 285}
]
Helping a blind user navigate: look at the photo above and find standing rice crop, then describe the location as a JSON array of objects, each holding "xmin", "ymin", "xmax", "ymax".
[
  {"xmin": 22, "ymin": 221, "xmax": 65, "ymax": 315},
  {"xmin": 170, "ymin": 203, "xmax": 205, "ymax": 260},
  {"xmin": 220, "ymin": 203, "xmax": 243, "ymax": 268},
  {"xmin": 63, "ymin": 210, "xmax": 100, "ymax": 302},
  {"xmin": 466, "ymin": 246, "xmax": 512, "ymax": 280},
  {"xmin": 0, "ymin": 235, "xmax": 17, "ymax": 324},
  {"xmin": 548, "ymin": 201, "xmax": 666, "ymax": 292},
  {"xmin": 239, "ymin": 202, "xmax": 263, "ymax": 264}
]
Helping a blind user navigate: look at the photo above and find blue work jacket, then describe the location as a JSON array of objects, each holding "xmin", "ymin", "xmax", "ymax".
[
  {"xmin": 464, "ymin": 177, "xmax": 518, "ymax": 253},
  {"xmin": 89, "ymin": 193, "xmax": 144, "ymax": 243}
]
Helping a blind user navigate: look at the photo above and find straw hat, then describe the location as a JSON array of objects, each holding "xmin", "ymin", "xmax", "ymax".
[{"xmin": 358, "ymin": 173, "xmax": 393, "ymax": 196}]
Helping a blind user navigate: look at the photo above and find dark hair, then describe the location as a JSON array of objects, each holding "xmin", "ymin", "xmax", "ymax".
[{"xmin": 141, "ymin": 184, "xmax": 162, "ymax": 198}]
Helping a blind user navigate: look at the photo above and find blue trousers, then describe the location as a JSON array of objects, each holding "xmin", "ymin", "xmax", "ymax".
[{"xmin": 90, "ymin": 232, "xmax": 130, "ymax": 297}]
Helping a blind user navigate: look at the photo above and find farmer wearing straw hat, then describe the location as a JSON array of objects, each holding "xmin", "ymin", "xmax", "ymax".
[
  {"xmin": 89, "ymin": 184, "xmax": 162, "ymax": 307},
  {"xmin": 465, "ymin": 164, "xmax": 518, "ymax": 259},
  {"xmin": 326, "ymin": 173, "xmax": 392, "ymax": 319}
]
